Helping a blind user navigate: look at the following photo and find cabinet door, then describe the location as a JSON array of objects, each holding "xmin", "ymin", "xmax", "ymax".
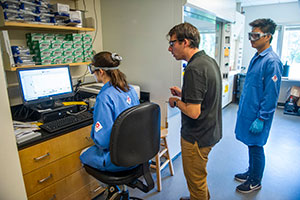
[{"xmin": 19, "ymin": 125, "xmax": 93, "ymax": 174}]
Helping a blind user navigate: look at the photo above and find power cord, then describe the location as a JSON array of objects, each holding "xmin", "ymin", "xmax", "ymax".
[
  {"xmin": 92, "ymin": 0, "xmax": 98, "ymax": 46},
  {"xmin": 74, "ymin": 79, "xmax": 82, "ymax": 93},
  {"xmin": 66, "ymin": 106, "xmax": 88, "ymax": 116}
]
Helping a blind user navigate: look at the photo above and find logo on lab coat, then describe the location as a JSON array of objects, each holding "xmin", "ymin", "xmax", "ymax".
[
  {"xmin": 95, "ymin": 121, "xmax": 102, "ymax": 132},
  {"xmin": 272, "ymin": 75, "xmax": 278, "ymax": 82},
  {"xmin": 126, "ymin": 96, "xmax": 131, "ymax": 104}
]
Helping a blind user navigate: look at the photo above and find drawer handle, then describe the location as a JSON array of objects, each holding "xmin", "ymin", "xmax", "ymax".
[
  {"xmin": 93, "ymin": 186, "xmax": 102, "ymax": 193},
  {"xmin": 49, "ymin": 194, "xmax": 56, "ymax": 200},
  {"xmin": 34, "ymin": 152, "xmax": 50, "ymax": 161},
  {"xmin": 38, "ymin": 173, "xmax": 53, "ymax": 183}
]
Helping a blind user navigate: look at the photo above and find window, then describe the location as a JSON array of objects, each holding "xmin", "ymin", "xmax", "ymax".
[
  {"xmin": 271, "ymin": 28, "xmax": 278, "ymax": 55},
  {"xmin": 184, "ymin": 6, "xmax": 218, "ymax": 60},
  {"xmin": 274, "ymin": 25, "xmax": 300, "ymax": 80},
  {"xmin": 281, "ymin": 26, "xmax": 300, "ymax": 80},
  {"xmin": 199, "ymin": 32, "xmax": 216, "ymax": 58}
]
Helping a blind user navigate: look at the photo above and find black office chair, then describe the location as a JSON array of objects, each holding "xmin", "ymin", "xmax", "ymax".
[{"xmin": 84, "ymin": 102, "xmax": 161, "ymax": 200}]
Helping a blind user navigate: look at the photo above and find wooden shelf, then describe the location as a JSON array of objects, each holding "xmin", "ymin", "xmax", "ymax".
[
  {"xmin": 1, "ymin": 21, "xmax": 95, "ymax": 32},
  {"xmin": 6, "ymin": 62, "xmax": 91, "ymax": 71}
]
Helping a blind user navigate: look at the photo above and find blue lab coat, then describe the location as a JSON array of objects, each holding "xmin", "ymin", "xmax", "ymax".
[
  {"xmin": 235, "ymin": 47, "xmax": 282, "ymax": 146},
  {"xmin": 80, "ymin": 82, "xmax": 140, "ymax": 171}
]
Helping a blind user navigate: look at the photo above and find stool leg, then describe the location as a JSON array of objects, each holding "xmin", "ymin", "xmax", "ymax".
[
  {"xmin": 163, "ymin": 137, "xmax": 174, "ymax": 176},
  {"xmin": 155, "ymin": 153, "xmax": 162, "ymax": 192}
]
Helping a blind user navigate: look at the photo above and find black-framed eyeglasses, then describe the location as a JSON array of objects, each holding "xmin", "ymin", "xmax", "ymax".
[
  {"xmin": 169, "ymin": 40, "xmax": 178, "ymax": 47},
  {"xmin": 248, "ymin": 32, "xmax": 270, "ymax": 41}
]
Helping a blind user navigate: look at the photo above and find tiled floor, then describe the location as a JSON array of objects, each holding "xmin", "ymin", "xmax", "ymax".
[{"xmin": 96, "ymin": 103, "xmax": 300, "ymax": 200}]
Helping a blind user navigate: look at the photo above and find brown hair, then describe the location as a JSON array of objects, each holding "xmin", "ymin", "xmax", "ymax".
[
  {"xmin": 167, "ymin": 22, "xmax": 200, "ymax": 48},
  {"xmin": 93, "ymin": 51, "xmax": 130, "ymax": 92}
]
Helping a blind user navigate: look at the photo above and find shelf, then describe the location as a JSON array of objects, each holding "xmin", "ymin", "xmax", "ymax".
[
  {"xmin": 0, "ymin": 21, "xmax": 95, "ymax": 32},
  {"xmin": 6, "ymin": 62, "xmax": 91, "ymax": 71}
]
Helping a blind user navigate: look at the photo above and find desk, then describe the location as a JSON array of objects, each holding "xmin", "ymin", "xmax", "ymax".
[{"xmin": 18, "ymin": 125, "xmax": 105, "ymax": 200}]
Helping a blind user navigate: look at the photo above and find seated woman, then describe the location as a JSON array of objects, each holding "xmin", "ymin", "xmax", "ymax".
[{"xmin": 80, "ymin": 51, "xmax": 140, "ymax": 172}]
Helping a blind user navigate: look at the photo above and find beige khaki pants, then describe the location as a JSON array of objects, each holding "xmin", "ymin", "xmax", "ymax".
[{"xmin": 181, "ymin": 137, "xmax": 212, "ymax": 200}]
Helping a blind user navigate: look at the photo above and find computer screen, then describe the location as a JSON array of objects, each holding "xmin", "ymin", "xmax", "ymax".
[{"xmin": 17, "ymin": 65, "xmax": 74, "ymax": 107}]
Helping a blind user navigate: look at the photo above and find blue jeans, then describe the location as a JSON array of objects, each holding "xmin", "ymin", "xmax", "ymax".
[{"xmin": 248, "ymin": 145, "xmax": 265, "ymax": 183}]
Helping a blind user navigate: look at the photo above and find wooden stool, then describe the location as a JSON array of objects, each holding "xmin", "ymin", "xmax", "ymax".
[{"xmin": 150, "ymin": 128, "xmax": 174, "ymax": 191}]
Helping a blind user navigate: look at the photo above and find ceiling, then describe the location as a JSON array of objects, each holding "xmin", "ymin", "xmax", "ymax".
[{"xmin": 236, "ymin": 0, "xmax": 298, "ymax": 7}]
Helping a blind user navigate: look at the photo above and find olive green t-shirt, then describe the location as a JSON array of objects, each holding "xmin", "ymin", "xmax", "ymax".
[{"xmin": 181, "ymin": 50, "xmax": 222, "ymax": 147}]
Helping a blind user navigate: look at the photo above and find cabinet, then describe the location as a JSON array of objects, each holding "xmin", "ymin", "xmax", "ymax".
[
  {"xmin": 0, "ymin": 10, "xmax": 96, "ymax": 105},
  {"xmin": 18, "ymin": 125, "xmax": 105, "ymax": 200},
  {"xmin": 0, "ymin": 20, "xmax": 95, "ymax": 71}
]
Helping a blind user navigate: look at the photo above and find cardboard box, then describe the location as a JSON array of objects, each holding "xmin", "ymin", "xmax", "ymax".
[
  {"xmin": 290, "ymin": 86, "xmax": 300, "ymax": 97},
  {"xmin": 26, "ymin": 33, "xmax": 43, "ymax": 42},
  {"xmin": 55, "ymin": 34, "xmax": 66, "ymax": 41},
  {"xmin": 43, "ymin": 33, "xmax": 55, "ymax": 40},
  {"xmin": 51, "ymin": 3, "xmax": 70, "ymax": 14}
]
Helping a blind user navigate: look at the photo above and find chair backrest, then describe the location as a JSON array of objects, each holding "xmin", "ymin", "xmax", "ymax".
[{"xmin": 110, "ymin": 102, "xmax": 161, "ymax": 167}]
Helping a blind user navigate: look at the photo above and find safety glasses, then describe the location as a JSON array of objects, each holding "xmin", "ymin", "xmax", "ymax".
[
  {"xmin": 88, "ymin": 63, "xmax": 119, "ymax": 73},
  {"xmin": 248, "ymin": 32, "xmax": 270, "ymax": 41},
  {"xmin": 88, "ymin": 63, "xmax": 97, "ymax": 74}
]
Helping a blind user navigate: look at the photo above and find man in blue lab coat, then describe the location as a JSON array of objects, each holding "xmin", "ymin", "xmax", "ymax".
[{"xmin": 235, "ymin": 18, "xmax": 283, "ymax": 193}]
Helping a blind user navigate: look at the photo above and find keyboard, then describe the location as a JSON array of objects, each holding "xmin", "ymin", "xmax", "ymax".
[{"xmin": 40, "ymin": 111, "xmax": 93, "ymax": 133}]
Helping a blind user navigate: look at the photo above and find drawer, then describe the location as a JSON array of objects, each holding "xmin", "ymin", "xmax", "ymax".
[
  {"xmin": 64, "ymin": 179, "xmax": 106, "ymax": 200},
  {"xmin": 23, "ymin": 150, "xmax": 83, "ymax": 196},
  {"xmin": 19, "ymin": 125, "xmax": 93, "ymax": 174},
  {"xmin": 28, "ymin": 168, "xmax": 100, "ymax": 200}
]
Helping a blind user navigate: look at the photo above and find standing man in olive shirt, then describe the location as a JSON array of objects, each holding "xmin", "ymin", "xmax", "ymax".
[{"xmin": 167, "ymin": 23, "xmax": 222, "ymax": 200}]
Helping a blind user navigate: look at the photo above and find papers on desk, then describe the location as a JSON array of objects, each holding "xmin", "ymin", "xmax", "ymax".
[{"xmin": 13, "ymin": 121, "xmax": 42, "ymax": 144}]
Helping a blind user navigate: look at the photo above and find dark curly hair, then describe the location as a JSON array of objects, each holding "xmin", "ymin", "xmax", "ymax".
[{"xmin": 249, "ymin": 18, "xmax": 277, "ymax": 43}]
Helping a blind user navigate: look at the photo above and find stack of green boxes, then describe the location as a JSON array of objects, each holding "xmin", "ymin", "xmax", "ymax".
[
  {"xmin": 82, "ymin": 34, "xmax": 93, "ymax": 62},
  {"xmin": 26, "ymin": 33, "xmax": 93, "ymax": 65}
]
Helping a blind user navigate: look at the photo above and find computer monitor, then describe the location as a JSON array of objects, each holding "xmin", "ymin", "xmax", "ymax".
[{"xmin": 17, "ymin": 65, "xmax": 74, "ymax": 109}]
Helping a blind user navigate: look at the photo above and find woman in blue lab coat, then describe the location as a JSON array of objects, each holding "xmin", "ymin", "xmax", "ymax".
[
  {"xmin": 80, "ymin": 51, "xmax": 140, "ymax": 172},
  {"xmin": 234, "ymin": 18, "xmax": 282, "ymax": 193}
]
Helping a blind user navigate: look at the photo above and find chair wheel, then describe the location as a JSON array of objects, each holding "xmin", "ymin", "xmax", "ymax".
[{"xmin": 103, "ymin": 186, "xmax": 121, "ymax": 200}]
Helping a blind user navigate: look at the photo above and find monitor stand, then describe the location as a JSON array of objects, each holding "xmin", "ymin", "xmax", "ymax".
[{"xmin": 29, "ymin": 102, "xmax": 78, "ymax": 123}]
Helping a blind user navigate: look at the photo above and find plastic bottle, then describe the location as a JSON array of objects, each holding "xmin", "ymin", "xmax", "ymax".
[{"xmin": 282, "ymin": 61, "xmax": 290, "ymax": 77}]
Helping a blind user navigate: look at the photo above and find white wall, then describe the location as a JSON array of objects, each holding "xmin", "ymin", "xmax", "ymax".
[
  {"xmin": 101, "ymin": 0, "xmax": 237, "ymax": 125},
  {"xmin": 0, "ymin": 44, "xmax": 27, "ymax": 199},
  {"xmin": 101, "ymin": 0, "xmax": 184, "ymax": 127},
  {"xmin": 242, "ymin": 2, "xmax": 300, "ymax": 103},
  {"xmin": 242, "ymin": 2, "xmax": 300, "ymax": 68}
]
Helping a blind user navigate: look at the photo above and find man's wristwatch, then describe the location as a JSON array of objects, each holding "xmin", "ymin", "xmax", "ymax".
[{"xmin": 174, "ymin": 99, "xmax": 179, "ymax": 107}]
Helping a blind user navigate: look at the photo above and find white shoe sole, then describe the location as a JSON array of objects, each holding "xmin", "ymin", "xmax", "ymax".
[
  {"xmin": 234, "ymin": 177, "xmax": 247, "ymax": 182},
  {"xmin": 236, "ymin": 185, "xmax": 262, "ymax": 194}
]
